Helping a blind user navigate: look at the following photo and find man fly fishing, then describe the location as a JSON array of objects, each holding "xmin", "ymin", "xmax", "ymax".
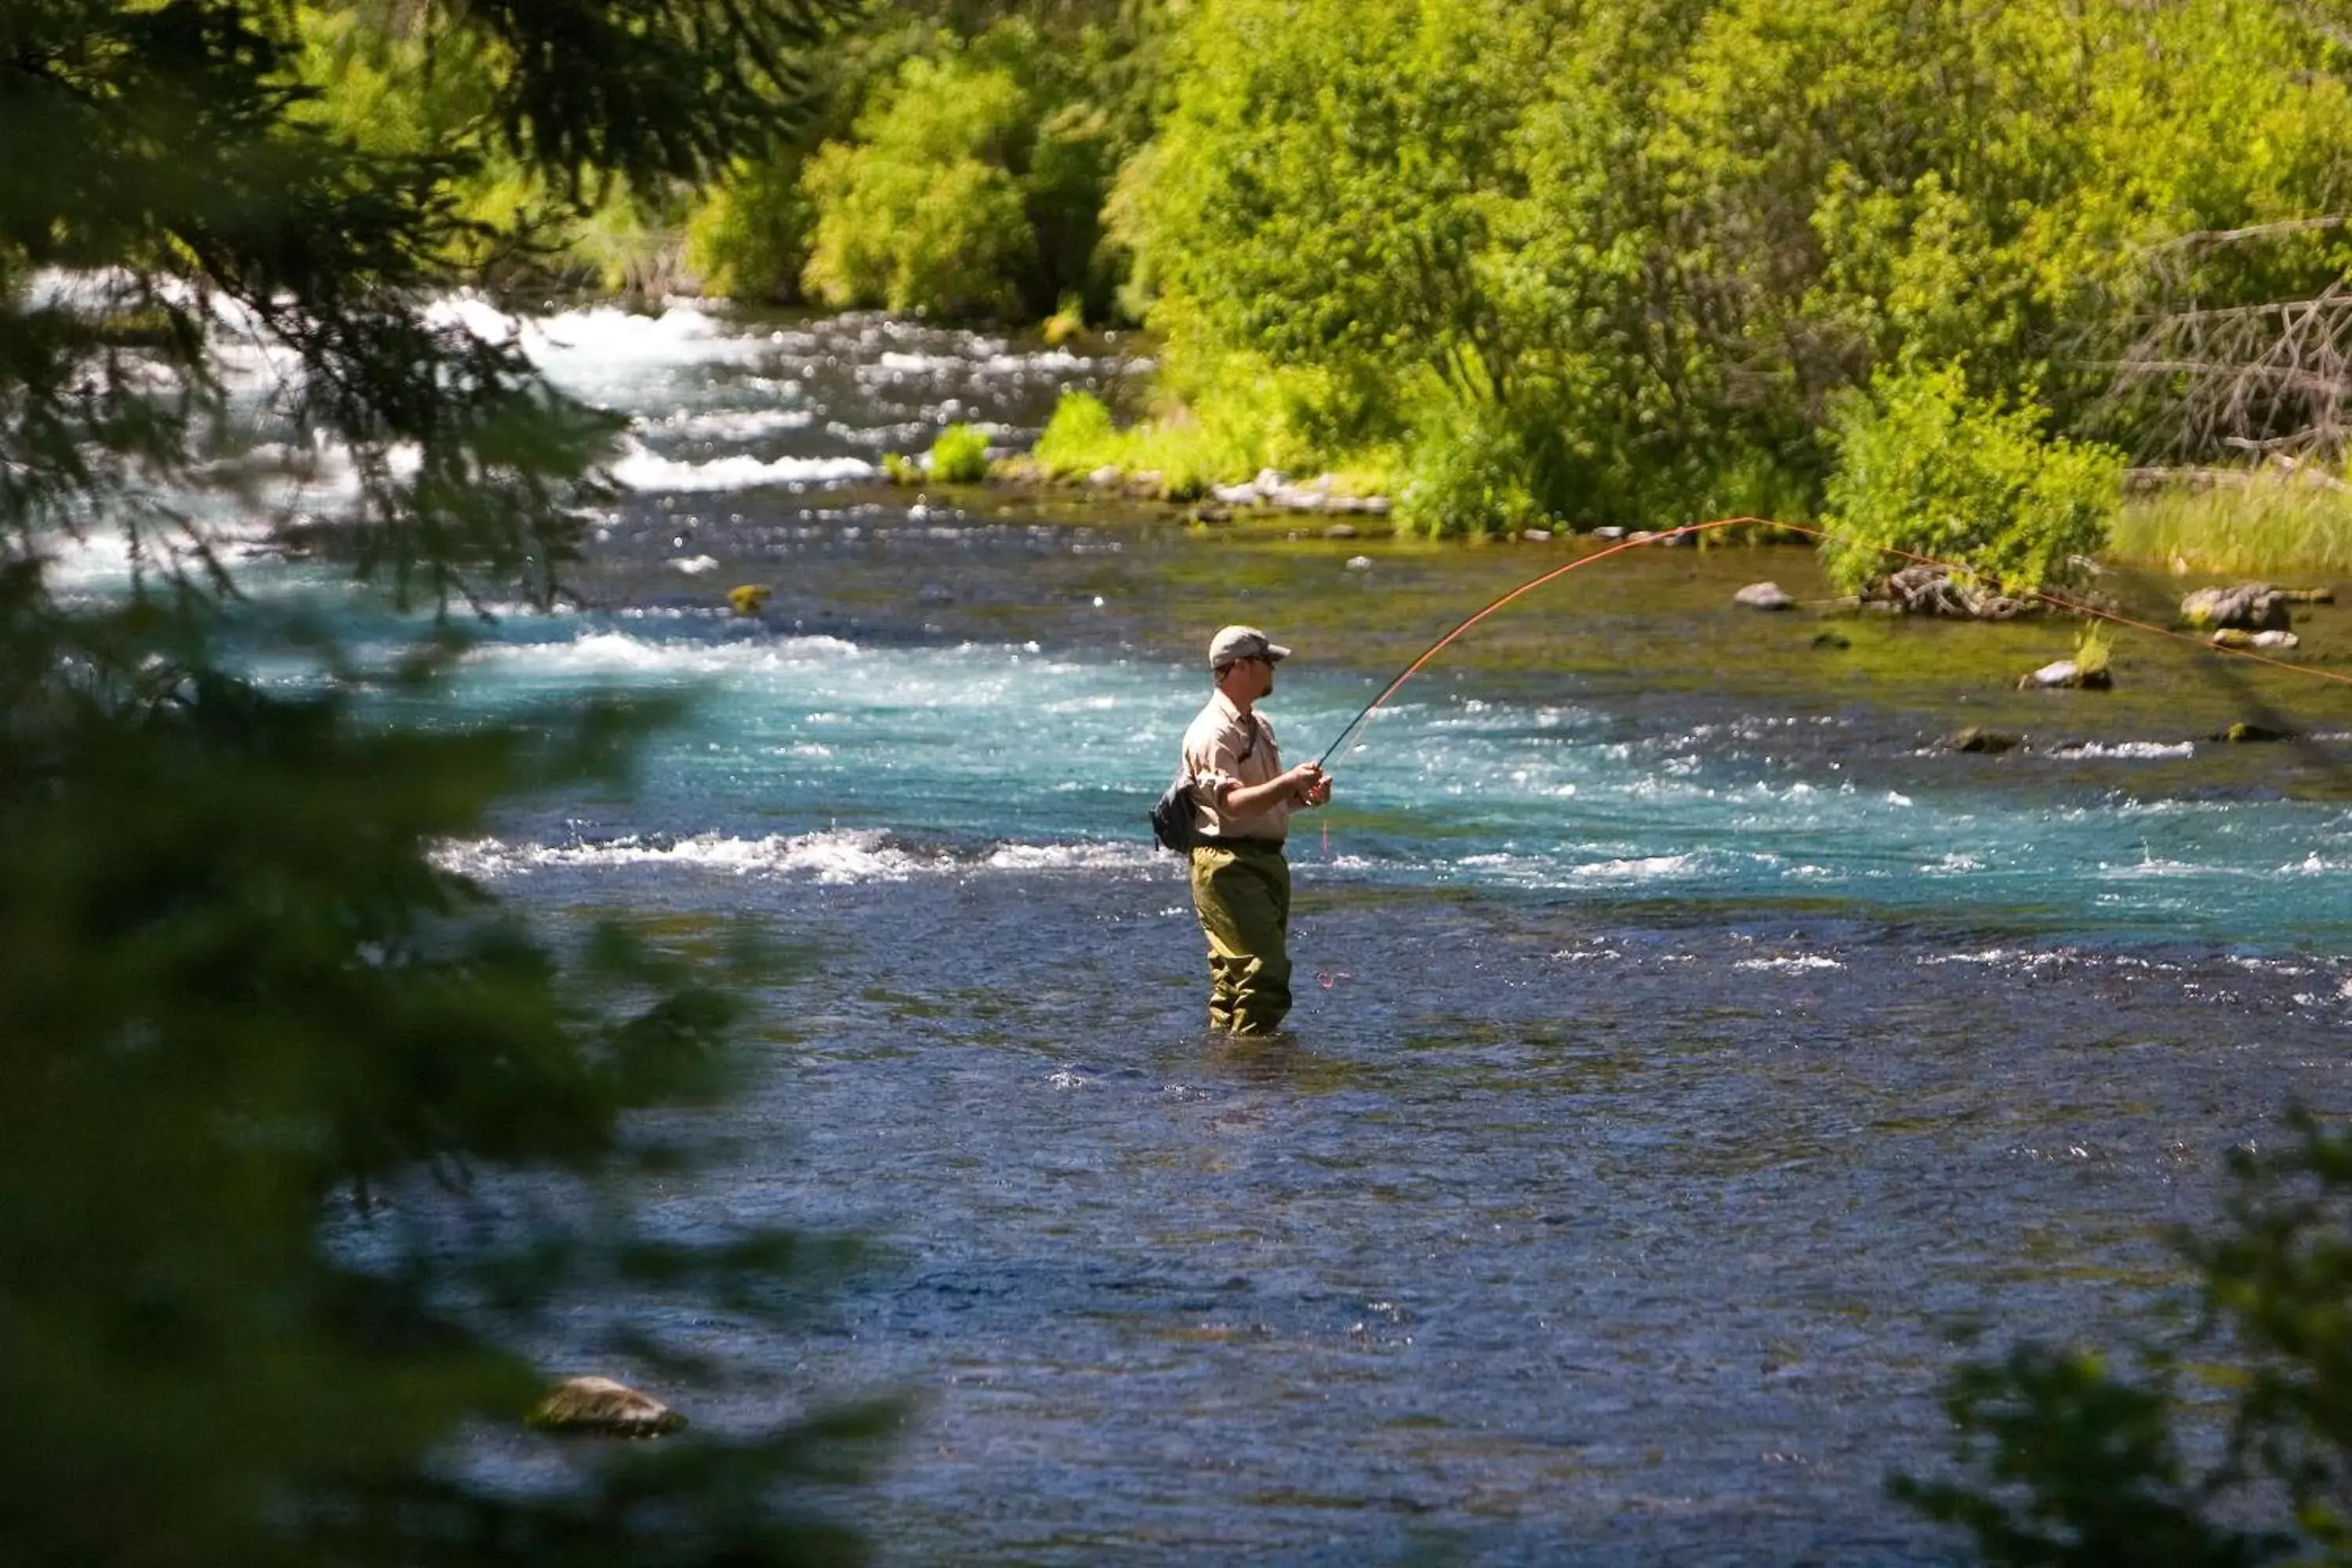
[{"xmin": 1178, "ymin": 626, "xmax": 1333, "ymax": 1034}]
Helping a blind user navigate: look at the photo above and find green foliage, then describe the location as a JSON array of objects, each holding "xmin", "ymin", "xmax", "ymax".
[
  {"xmin": 1820, "ymin": 365, "xmax": 2123, "ymax": 597},
  {"xmin": 2073, "ymin": 620, "xmax": 2114, "ymax": 679},
  {"xmin": 1893, "ymin": 1108, "xmax": 2352, "ymax": 1566},
  {"xmin": 1033, "ymin": 389, "xmax": 1120, "ymax": 477},
  {"xmin": 1042, "ymin": 292, "xmax": 1086, "ymax": 347},
  {"xmin": 688, "ymin": 153, "xmax": 818, "ymax": 301},
  {"xmin": 1102, "ymin": 0, "xmax": 2352, "ymax": 553},
  {"xmin": 927, "ymin": 422, "xmax": 992, "ymax": 483},
  {"xmin": 2110, "ymin": 474, "xmax": 2352, "ymax": 579},
  {"xmin": 1026, "ymin": 354, "xmax": 1395, "ymax": 502},
  {"xmin": 791, "ymin": 14, "xmax": 1143, "ymax": 318},
  {"xmin": 2, "ymin": 3, "xmax": 881, "ymax": 1566},
  {"xmin": 800, "ymin": 48, "xmax": 1038, "ymax": 316},
  {"xmin": 1399, "ymin": 402, "xmax": 1541, "ymax": 539}
]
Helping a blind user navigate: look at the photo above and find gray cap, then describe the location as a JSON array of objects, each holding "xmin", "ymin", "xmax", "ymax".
[{"xmin": 1210, "ymin": 625, "xmax": 1292, "ymax": 669}]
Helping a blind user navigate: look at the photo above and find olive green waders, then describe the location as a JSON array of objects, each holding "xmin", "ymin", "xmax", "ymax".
[{"xmin": 1189, "ymin": 839, "xmax": 1292, "ymax": 1033}]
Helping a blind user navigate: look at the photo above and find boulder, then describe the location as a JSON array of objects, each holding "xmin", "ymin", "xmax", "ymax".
[
  {"xmin": 1323, "ymin": 522, "xmax": 1359, "ymax": 539},
  {"xmin": 1733, "ymin": 581, "xmax": 1794, "ymax": 612},
  {"xmin": 2210, "ymin": 627, "xmax": 2299, "ymax": 650},
  {"xmin": 2180, "ymin": 583, "xmax": 2291, "ymax": 630},
  {"xmin": 1946, "ymin": 726, "xmax": 2023, "ymax": 753},
  {"xmin": 2220, "ymin": 721, "xmax": 2295, "ymax": 743},
  {"xmin": 725, "ymin": 583, "xmax": 771, "ymax": 616},
  {"xmin": 527, "ymin": 1377, "xmax": 686, "ymax": 1438},
  {"xmin": 2020, "ymin": 659, "xmax": 2112, "ymax": 690},
  {"xmin": 1084, "ymin": 464, "xmax": 1123, "ymax": 489}
]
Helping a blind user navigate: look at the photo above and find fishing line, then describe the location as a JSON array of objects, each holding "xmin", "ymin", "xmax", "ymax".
[{"xmin": 1314, "ymin": 514, "xmax": 2352, "ymax": 773}]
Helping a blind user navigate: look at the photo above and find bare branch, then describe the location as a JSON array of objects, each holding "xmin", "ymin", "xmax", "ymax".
[{"xmin": 2141, "ymin": 214, "xmax": 2352, "ymax": 252}]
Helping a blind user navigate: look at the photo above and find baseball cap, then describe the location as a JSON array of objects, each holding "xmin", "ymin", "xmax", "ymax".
[{"xmin": 1210, "ymin": 625, "xmax": 1292, "ymax": 668}]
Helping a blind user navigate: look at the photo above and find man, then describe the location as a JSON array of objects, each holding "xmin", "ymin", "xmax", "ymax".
[{"xmin": 1180, "ymin": 625, "xmax": 1333, "ymax": 1034}]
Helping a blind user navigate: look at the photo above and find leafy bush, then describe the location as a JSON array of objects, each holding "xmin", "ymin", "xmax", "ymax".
[
  {"xmin": 1399, "ymin": 403, "xmax": 1543, "ymax": 539},
  {"xmin": 1033, "ymin": 389, "xmax": 1119, "ymax": 477},
  {"xmin": 1893, "ymin": 1108, "xmax": 2352, "ymax": 1566},
  {"xmin": 800, "ymin": 51, "xmax": 1038, "ymax": 316},
  {"xmin": 928, "ymin": 423, "xmax": 993, "ymax": 483},
  {"xmin": 686, "ymin": 152, "xmax": 816, "ymax": 301},
  {"xmin": 1821, "ymin": 364, "xmax": 2122, "ymax": 597}
]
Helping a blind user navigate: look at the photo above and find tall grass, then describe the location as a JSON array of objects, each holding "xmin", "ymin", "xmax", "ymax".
[
  {"xmin": 2108, "ymin": 470, "xmax": 2352, "ymax": 577},
  {"xmin": 1029, "ymin": 341, "xmax": 1403, "ymax": 503}
]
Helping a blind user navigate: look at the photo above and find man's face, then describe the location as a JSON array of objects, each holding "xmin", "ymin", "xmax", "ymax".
[{"xmin": 1218, "ymin": 654, "xmax": 1276, "ymax": 699}]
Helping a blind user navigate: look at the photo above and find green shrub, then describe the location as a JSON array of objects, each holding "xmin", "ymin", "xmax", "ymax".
[
  {"xmin": 799, "ymin": 53, "xmax": 1037, "ymax": 317},
  {"xmin": 1893, "ymin": 1108, "xmax": 2352, "ymax": 1565},
  {"xmin": 1399, "ymin": 403, "xmax": 1543, "ymax": 539},
  {"xmin": 685, "ymin": 153, "xmax": 815, "ymax": 301},
  {"xmin": 1821, "ymin": 363, "xmax": 2123, "ymax": 597},
  {"xmin": 927, "ymin": 423, "xmax": 992, "ymax": 484},
  {"xmin": 1033, "ymin": 389, "xmax": 1118, "ymax": 477}
]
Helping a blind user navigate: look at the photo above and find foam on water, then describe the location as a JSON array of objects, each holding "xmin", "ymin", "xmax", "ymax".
[
  {"xmin": 404, "ymin": 611, "xmax": 2352, "ymax": 943},
  {"xmin": 611, "ymin": 444, "xmax": 874, "ymax": 492},
  {"xmin": 434, "ymin": 827, "xmax": 1156, "ymax": 885}
]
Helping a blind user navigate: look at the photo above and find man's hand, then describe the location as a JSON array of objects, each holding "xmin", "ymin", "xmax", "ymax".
[{"xmin": 1292, "ymin": 763, "xmax": 1331, "ymax": 808}]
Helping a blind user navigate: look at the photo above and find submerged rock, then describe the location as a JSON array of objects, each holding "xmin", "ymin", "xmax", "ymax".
[
  {"xmin": 2220, "ymin": 721, "xmax": 2296, "ymax": 743},
  {"xmin": 726, "ymin": 583, "xmax": 771, "ymax": 616},
  {"xmin": 1733, "ymin": 581, "xmax": 1794, "ymax": 612},
  {"xmin": 1946, "ymin": 726, "xmax": 2024, "ymax": 753},
  {"xmin": 2180, "ymin": 583, "xmax": 2292, "ymax": 631},
  {"xmin": 527, "ymin": 1377, "xmax": 686, "ymax": 1437}
]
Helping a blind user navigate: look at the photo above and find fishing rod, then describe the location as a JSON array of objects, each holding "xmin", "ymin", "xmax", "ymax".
[{"xmin": 1313, "ymin": 514, "xmax": 2352, "ymax": 773}]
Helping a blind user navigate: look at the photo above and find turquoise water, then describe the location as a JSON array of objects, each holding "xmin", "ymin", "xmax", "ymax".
[{"xmin": 153, "ymin": 299, "xmax": 2352, "ymax": 1562}]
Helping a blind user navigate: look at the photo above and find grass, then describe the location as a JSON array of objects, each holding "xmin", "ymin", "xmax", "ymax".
[
  {"xmin": 2108, "ymin": 469, "xmax": 2352, "ymax": 578},
  {"xmin": 927, "ymin": 423, "xmax": 991, "ymax": 485},
  {"xmin": 1029, "ymin": 387, "xmax": 1403, "ymax": 505}
]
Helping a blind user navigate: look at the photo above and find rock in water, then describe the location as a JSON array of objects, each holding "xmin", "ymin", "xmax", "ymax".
[
  {"xmin": 1945, "ymin": 726, "xmax": 2022, "ymax": 753},
  {"xmin": 527, "ymin": 1377, "xmax": 687, "ymax": 1437},
  {"xmin": 2180, "ymin": 583, "xmax": 2291, "ymax": 630},
  {"xmin": 727, "ymin": 583, "xmax": 771, "ymax": 616},
  {"xmin": 1733, "ymin": 581, "xmax": 1794, "ymax": 611},
  {"xmin": 2020, "ymin": 659, "xmax": 2112, "ymax": 690}
]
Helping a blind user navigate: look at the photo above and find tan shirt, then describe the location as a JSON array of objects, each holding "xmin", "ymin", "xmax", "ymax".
[{"xmin": 1181, "ymin": 688, "xmax": 1292, "ymax": 844}]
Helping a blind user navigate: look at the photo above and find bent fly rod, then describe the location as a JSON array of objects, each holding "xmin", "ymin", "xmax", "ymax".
[{"xmin": 1313, "ymin": 515, "xmax": 2352, "ymax": 774}]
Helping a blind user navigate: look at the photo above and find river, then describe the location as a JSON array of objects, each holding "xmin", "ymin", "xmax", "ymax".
[{"xmin": 183, "ymin": 301, "xmax": 2352, "ymax": 1563}]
